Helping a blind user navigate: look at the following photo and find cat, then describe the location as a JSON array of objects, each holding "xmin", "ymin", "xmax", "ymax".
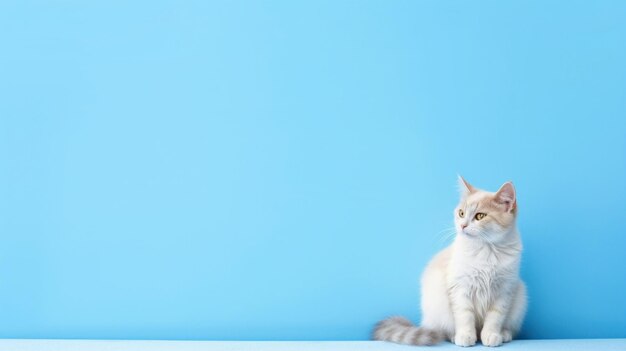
[{"xmin": 373, "ymin": 176, "xmax": 527, "ymax": 347}]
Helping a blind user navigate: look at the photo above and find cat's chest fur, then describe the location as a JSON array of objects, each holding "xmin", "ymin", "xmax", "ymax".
[{"xmin": 447, "ymin": 243, "xmax": 520, "ymax": 319}]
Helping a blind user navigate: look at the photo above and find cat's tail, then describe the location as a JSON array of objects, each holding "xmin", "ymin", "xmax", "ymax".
[{"xmin": 372, "ymin": 316, "xmax": 443, "ymax": 346}]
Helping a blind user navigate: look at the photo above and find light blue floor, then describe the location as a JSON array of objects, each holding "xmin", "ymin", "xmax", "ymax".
[{"xmin": 0, "ymin": 339, "xmax": 625, "ymax": 351}]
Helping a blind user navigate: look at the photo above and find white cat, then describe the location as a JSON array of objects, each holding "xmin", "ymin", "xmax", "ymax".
[{"xmin": 374, "ymin": 177, "xmax": 527, "ymax": 347}]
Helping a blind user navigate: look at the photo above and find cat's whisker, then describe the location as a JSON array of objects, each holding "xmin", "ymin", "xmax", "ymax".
[
  {"xmin": 437, "ymin": 226, "xmax": 457, "ymax": 243},
  {"xmin": 436, "ymin": 227, "xmax": 454, "ymax": 235}
]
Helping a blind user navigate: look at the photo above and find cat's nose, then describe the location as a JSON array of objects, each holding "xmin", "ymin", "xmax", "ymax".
[{"xmin": 461, "ymin": 223, "xmax": 468, "ymax": 229}]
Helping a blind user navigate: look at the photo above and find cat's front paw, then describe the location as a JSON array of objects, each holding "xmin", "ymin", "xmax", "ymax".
[
  {"xmin": 454, "ymin": 331, "xmax": 477, "ymax": 347},
  {"xmin": 481, "ymin": 330, "xmax": 503, "ymax": 347}
]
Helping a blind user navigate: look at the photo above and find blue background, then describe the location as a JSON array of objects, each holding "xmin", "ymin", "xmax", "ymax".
[{"xmin": 1, "ymin": 0, "xmax": 625, "ymax": 341}]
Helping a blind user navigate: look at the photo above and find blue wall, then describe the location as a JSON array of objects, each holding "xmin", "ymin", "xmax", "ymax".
[{"xmin": 1, "ymin": 0, "xmax": 625, "ymax": 341}]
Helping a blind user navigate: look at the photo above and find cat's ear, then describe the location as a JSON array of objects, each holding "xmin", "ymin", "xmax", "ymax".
[
  {"xmin": 494, "ymin": 181, "xmax": 516, "ymax": 212},
  {"xmin": 457, "ymin": 175, "xmax": 475, "ymax": 197}
]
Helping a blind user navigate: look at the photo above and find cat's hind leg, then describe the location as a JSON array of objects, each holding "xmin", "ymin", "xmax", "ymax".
[
  {"xmin": 420, "ymin": 248, "xmax": 455, "ymax": 341},
  {"xmin": 502, "ymin": 281, "xmax": 527, "ymax": 342}
]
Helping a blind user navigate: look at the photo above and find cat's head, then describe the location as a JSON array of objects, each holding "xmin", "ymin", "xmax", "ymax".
[{"xmin": 454, "ymin": 176, "xmax": 517, "ymax": 242}]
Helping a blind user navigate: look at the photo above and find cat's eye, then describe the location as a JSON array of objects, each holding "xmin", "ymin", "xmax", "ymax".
[
  {"xmin": 475, "ymin": 213, "xmax": 486, "ymax": 221},
  {"xmin": 458, "ymin": 209, "xmax": 465, "ymax": 218}
]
